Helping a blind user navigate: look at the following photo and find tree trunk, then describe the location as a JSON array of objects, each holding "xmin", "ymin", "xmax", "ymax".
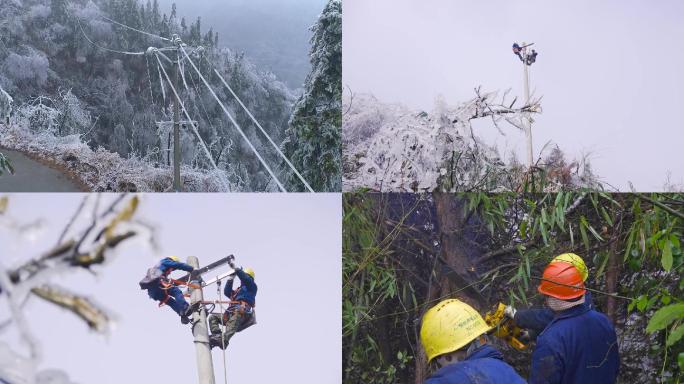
[
  {"xmin": 432, "ymin": 193, "xmax": 483, "ymax": 310},
  {"xmin": 415, "ymin": 193, "xmax": 484, "ymax": 383}
]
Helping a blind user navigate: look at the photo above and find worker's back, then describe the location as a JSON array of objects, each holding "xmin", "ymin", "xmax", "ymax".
[
  {"xmin": 530, "ymin": 301, "xmax": 619, "ymax": 384},
  {"xmin": 426, "ymin": 345, "xmax": 525, "ymax": 384}
]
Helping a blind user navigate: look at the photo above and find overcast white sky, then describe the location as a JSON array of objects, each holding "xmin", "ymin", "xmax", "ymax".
[
  {"xmin": 157, "ymin": 0, "xmax": 326, "ymax": 88},
  {"xmin": 0, "ymin": 193, "xmax": 341, "ymax": 383},
  {"xmin": 343, "ymin": 0, "xmax": 684, "ymax": 191}
]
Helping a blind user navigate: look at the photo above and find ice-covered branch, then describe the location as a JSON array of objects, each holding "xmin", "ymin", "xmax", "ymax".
[{"xmin": 31, "ymin": 284, "xmax": 110, "ymax": 333}]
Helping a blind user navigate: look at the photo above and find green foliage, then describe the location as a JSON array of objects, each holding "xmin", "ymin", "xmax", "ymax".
[
  {"xmin": 647, "ymin": 304, "xmax": 684, "ymax": 333},
  {"xmin": 0, "ymin": 153, "xmax": 13, "ymax": 176},
  {"xmin": 344, "ymin": 192, "xmax": 684, "ymax": 381},
  {"xmin": 468, "ymin": 192, "xmax": 684, "ymax": 381},
  {"xmin": 343, "ymin": 193, "xmax": 429, "ymax": 382}
]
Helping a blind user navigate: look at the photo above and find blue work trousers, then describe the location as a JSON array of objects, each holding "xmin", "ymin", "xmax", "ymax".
[{"xmin": 147, "ymin": 284, "xmax": 188, "ymax": 315}]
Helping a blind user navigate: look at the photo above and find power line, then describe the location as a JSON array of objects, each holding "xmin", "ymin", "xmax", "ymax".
[
  {"xmin": 178, "ymin": 44, "xmax": 286, "ymax": 192},
  {"xmin": 100, "ymin": 15, "xmax": 171, "ymax": 42},
  {"xmin": 181, "ymin": 59, "xmax": 222, "ymax": 153},
  {"xmin": 68, "ymin": 3, "xmax": 290, "ymax": 191},
  {"xmin": 154, "ymin": 51, "xmax": 231, "ymax": 192},
  {"xmin": 73, "ymin": 12, "xmax": 145, "ymax": 56},
  {"xmin": 210, "ymin": 63, "xmax": 314, "ymax": 192}
]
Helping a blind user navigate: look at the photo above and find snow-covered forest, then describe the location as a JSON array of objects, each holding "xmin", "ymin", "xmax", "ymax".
[
  {"xmin": 343, "ymin": 91, "xmax": 602, "ymax": 193},
  {"xmin": 0, "ymin": 0, "xmax": 341, "ymax": 192},
  {"xmin": 283, "ymin": 0, "xmax": 341, "ymax": 192}
]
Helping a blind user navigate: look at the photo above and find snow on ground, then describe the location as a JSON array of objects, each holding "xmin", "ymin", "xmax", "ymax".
[{"xmin": 0, "ymin": 124, "xmax": 236, "ymax": 193}]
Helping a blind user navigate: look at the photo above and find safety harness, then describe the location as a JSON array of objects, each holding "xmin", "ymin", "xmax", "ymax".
[
  {"xmin": 157, "ymin": 272, "xmax": 201, "ymax": 308},
  {"xmin": 223, "ymin": 286, "xmax": 255, "ymax": 322}
]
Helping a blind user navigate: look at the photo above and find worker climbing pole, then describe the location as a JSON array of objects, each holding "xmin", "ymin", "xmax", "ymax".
[
  {"xmin": 139, "ymin": 256, "xmax": 200, "ymax": 324},
  {"xmin": 206, "ymin": 258, "xmax": 258, "ymax": 350},
  {"xmin": 141, "ymin": 254, "xmax": 257, "ymax": 384}
]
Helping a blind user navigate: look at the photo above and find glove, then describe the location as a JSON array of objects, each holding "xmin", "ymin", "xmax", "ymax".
[{"xmin": 504, "ymin": 305, "xmax": 517, "ymax": 319}]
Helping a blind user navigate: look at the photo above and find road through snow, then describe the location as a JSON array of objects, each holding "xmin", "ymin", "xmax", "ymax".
[{"xmin": 0, "ymin": 149, "xmax": 84, "ymax": 192}]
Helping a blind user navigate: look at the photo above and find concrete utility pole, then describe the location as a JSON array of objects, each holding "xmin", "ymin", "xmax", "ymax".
[
  {"xmin": 173, "ymin": 51, "xmax": 182, "ymax": 192},
  {"xmin": 512, "ymin": 41, "xmax": 537, "ymax": 167},
  {"xmin": 521, "ymin": 42, "xmax": 533, "ymax": 167},
  {"xmin": 187, "ymin": 256, "xmax": 216, "ymax": 384}
]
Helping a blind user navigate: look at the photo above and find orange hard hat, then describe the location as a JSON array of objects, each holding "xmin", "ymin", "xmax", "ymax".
[{"xmin": 538, "ymin": 261, "xmax": 586, "ymax": 300}]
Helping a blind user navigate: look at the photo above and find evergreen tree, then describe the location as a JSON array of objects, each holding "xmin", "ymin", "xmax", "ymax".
[
  {"xmin": 152, "ymin": 0, "xmax": 160, "ymax": 29},
  {"xmin": 50, "ymin": 0, "xmax": 68, "ymax": 23},
  {"xmin": 282, "ymin": 0, "xmax": 341, "ymax": 192}
]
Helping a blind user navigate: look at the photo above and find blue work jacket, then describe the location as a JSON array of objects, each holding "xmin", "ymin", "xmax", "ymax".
[
  {"xmin": 529, "ymin": 298, "xmax": 619, "ymax": 384},
  {"xmin": 159, "ymin": 258, "xmax": 194, "ymax": 275},
  {"xmin": 515, "ymin": 291, "xmax": 594, "ymax": 337},
  {"xmin": 426, "ymin": 345, "xmax": 525, "ymax": 384},
  {"xmin": 224, "ymin": 268, "xmax": 257, "ymax": 307}
]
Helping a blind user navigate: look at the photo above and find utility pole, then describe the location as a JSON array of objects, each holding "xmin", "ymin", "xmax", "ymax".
[
  {"xmin": 173, "ymin": 40, "xmax": 182, "ymax": 192},
  {"xmin": 522, "ymin": 42, "xmax": 533, "ymax": 167},
  {"xmin": 187, "ymin": 256, "xmax": 216, "ymax": 384},
  {"xmin": 512, "ymin": 41, "xmax": 538, "ymax": 167}
]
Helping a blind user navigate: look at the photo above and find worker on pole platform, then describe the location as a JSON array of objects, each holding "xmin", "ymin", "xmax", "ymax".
[
  {"xmin": 208, "ymin": 260, "xmax": 258, "ymax": 349},
  {"xmin": 420, "ymin": 299, "xmax": 525, "ymax": 384},
  {"xmin": 504, "ymin": 253, "xmax": 594, "ymax": 339},
  {"xmin": 512, "ymin": 43, "xmax": 524, "ymax": 62},
  {"xmin": 528, "ymin": 261, "xmax": 619, "ymax": 383},
  {"xmin": 139, "ymin": 256, "xmax": 197, "ymax": 323}
]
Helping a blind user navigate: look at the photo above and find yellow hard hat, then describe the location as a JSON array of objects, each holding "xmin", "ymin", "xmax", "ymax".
[
  {"xmin": 551, "ymin": 253, "xmax": 588, "ymax": 282},
  {"xmin": 167, "ymin": 256, "xmax": 180, "ymax": 262},
  {"xmin": 244, "ymin": 267, "xmax": 255, "ymax": 279},
  {"xmin": 420, "ymin": 299, "xmax": 491, "ymax": 363}
]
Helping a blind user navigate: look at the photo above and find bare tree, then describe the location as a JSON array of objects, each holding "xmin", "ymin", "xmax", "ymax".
[{"xmin": 0, "ymin": 194, "xmax": 151, "ymax": 383}]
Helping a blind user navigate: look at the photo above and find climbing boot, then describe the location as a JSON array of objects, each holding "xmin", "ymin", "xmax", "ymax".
[
  {"xmin": 183, "ymin": 302, "xmax": 201, "ymax": 317},
  {"xmin": 209, "ymin": 334, "xmax": 227, "ymax": 350},
  {"xmin": 180, "ymin": 315, "xmax": 191, "ymax": 324}
]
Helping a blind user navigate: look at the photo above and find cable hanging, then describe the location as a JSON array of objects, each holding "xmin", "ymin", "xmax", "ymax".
[
  {"xmin": 154, "ymin": 51, "xmax": 231, "ymax": 192},
  {"xmin": 178, "ymin": 44, "xmax": 286, "ymax": 192},
  {"xmin": 216, "ymin": 279, "xmax": 229, "ymax": 384},
  {"xmin": 68, "ymin": 2, "xmax": 293, "ymax": 192},
  {"xmin": 100, "ymin": 15, "xmax": 171, "ymax": 42},
  {"xmin": 73, "ymin": 10, "xmax": 146, "ymax": 56},
  {"xmin": 209, "ymin": 62, "xmax": 314, "ymax": 192}
]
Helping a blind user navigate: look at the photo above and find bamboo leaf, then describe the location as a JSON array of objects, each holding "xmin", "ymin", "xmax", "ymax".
[
  {"xmin": 646, "ymin": 303, "xmax": 684, "ymax": 333},
  {"xmin": 579, "ymin": 216, "xmax": 590, "ymax": 251},
  {"xmin": 667, "ymin": 323, "xmax": 684, "ymax": 346},
  {"xmin": 662, "ymin": 240, "xmax": 673, "ymax": 272}
]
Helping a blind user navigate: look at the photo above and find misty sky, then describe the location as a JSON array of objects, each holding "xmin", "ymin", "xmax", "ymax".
[
  {"xmin": 343, "ymin": 0, "xmax": 684, "ymax": 191},
  {"xmin": 157, "ymin": 0, "xmax": 327, "ymax": 88},
  {"xmin": 0, "ymin": 193, "xmax": 341, "ymax": 383}
]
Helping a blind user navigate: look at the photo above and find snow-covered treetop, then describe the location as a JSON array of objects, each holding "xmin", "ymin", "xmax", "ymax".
[{"xmin": 343, "ymin": 91, "xmax": 599, "ymax": 192}]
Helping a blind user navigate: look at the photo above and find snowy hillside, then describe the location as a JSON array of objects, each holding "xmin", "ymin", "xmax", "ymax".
[
  {"xmin": 0, "ymin": 0, "xmax": 304, "ymax": 191},
  {"xmin": 343, "ymin": 92, "xmax": 600, "ymax": 192}
]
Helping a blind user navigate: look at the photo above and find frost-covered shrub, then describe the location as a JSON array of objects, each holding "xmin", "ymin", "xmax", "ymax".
[
  {"xmin": 12, "ymin": 91, "xmax": 90, "ymax": 136},
  {"xmin": 27, "ymin": 4, "xmax": 50, "ymax": 20},
  {"xmin": 0, "ymin": 85, "xmax": 12, "ymax": 123},
  {"xmin": 3, "ymin": 50, "xmax": 49, "ymax": 86},
  {"xmin": 55, "ymin": 90, "xmax": 91, "ymax": 135},
  {"xmin": 13, "ymin": 100, "xmax": 59, "ymax": 133}
]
